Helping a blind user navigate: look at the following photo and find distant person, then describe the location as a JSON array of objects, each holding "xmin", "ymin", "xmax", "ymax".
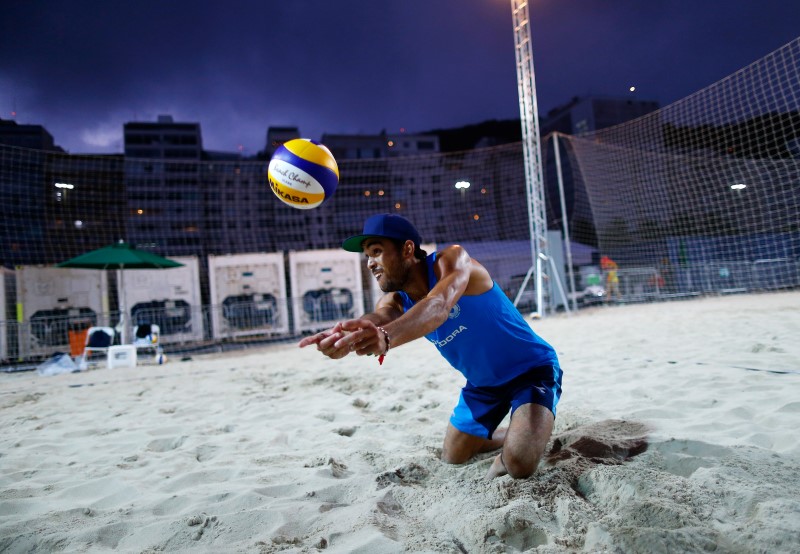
[
  {"xmin": 657, "ymin": 257, "xmax": 674, "ymax": 294},
  {"xmin": 600, "ymin": 255, "xmax": 621, "ymax": 302},
  {"xmin": 299, "ymin": 214, "xmax": 563, "ymax": 480}
]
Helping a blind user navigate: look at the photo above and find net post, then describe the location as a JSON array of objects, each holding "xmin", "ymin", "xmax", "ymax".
[{"xmin": 553, "ymin": 132, "xmax": 578, "ymax": 311}]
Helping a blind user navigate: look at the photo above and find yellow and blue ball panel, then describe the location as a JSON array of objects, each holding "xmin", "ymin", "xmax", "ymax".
[{"xmin": 268, "ymin": 139, "xmax": 339, "ymax": 210}]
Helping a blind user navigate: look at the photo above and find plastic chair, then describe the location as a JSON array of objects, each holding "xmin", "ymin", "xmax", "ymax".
[
  {"xmin": 133, "ymin": 323, "xmax": 164, "ymax": 363},
  {"xmin": 80, "ymin": 326, "xmax": 115, "ymax": 368}
]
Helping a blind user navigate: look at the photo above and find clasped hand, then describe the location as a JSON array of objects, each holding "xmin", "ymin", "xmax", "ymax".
[{"xmin": 298, "ymin": 318, "xmax": 386, "ymax": 359}]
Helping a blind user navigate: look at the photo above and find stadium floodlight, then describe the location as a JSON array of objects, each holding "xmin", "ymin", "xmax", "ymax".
[
  {"xmin": 510, "ymin": 0, "xmax": 552, "ymax": 318},
  {"xmin": 731, "ymin": 183, "xmax": 747, "ymax": 190},
  {"xmin": 454, "ymin": 181, "xmax": 471, "ymax": 190}
]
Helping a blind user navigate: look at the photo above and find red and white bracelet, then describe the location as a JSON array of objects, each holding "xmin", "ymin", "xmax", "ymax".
[{"xmin": 377, "ymin": 326, "xmax": 390, "ymax": 365}]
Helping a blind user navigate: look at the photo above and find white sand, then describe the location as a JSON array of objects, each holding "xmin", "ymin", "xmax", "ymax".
[{"xmin": 1, "ymin": 291, "xmax": 799, "ymax": 553}]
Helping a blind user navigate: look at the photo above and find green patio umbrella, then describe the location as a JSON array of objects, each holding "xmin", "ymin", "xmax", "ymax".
[{"xmin": 57, "ymin": 241, "xmax": 183, "ymax": 342}]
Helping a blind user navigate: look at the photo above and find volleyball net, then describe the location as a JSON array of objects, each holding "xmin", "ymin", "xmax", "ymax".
[
  {"xmin": 1, "ymin": 38, "xmax": 798, "ymax": 362},
  {"xmin": 547, "ymin": 37, "xmax": 800, "ymax": 301}
]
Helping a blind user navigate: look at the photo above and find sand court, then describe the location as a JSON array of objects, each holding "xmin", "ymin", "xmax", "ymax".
[{"xmin": 1, "ymin": 291, "xmax": 798, "ymax": 552}]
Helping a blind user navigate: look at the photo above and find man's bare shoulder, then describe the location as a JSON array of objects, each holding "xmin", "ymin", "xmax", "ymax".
[
  {"xmin": 433, "ymin": 244, "xmax": 470, "ymax": 266},
  {"xmin": 433, "ymin": 245, "xmax": 493, "ymax": 294}
]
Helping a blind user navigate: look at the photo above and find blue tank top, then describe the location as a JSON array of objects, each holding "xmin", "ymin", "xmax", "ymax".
[{"xmin": 397, "ymin": 253, "xmax": 559, "ymax": 387}]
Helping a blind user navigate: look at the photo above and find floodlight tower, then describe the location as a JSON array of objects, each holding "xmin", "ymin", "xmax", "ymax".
[{"xmin": 510, "ymin": 0, "xmax": 550, "ymax": 317}]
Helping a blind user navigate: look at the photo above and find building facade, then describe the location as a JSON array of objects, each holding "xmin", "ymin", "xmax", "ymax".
[{"xmin": 123, "ymin": 115, "xmax": 205, "ymax": 256}]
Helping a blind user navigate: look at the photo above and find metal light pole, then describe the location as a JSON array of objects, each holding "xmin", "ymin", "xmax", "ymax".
[{"xmin": 510, "ymin": 0, "xmax": 550, "ymax": 317}]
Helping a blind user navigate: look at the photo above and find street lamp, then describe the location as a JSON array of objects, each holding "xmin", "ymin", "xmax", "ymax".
[
  {"xmin": 54, "ymin": 182, "xmax": 74, "ymax": 202},
  {"xmin": 455, "ymin": 180, "xmax": 471, "ymax": 204}
]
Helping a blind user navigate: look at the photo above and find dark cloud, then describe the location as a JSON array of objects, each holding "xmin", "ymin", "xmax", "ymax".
[{"xmin": 1, "ymin": 0, "xmax": 797, "ymax": 153}]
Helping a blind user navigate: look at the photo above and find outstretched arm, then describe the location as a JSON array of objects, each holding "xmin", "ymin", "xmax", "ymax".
[
  {"xmin": 334, "ymin": 245, "xmax": 491, "ymax": 356},
  {"xmin": 297, "ymin": 298, "xmax": 403, "ymax": 359}
]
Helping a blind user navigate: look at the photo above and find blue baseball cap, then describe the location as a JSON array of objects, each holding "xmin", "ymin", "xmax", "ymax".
[{"xmin": 342, "ymin": 214, "xmax": 422, "ymax": 253}]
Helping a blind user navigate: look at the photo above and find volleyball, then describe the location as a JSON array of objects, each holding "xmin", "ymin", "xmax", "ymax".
[{"xmin": 268, "ymin": 139, "xmax": 339, "ymax": 209}]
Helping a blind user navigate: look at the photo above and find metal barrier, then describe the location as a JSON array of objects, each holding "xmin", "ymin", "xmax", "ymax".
[
  {"xmin": 3, "ymin": 259, "xmax": 798, "ymax": 366},
  {"xmin": 604, "ymin": 258, "xmax": 799, "ymax": 304},
  {"xmin": 698, "ymin": 261, "xmax": 752, "ymax": 294},
  {"xmin": 752, "ymin": 258, "xmax": 799, "ymax": 290},
  {"xmin": 611, "ymin": 268, "xmax": 662, "ymax": 302}
]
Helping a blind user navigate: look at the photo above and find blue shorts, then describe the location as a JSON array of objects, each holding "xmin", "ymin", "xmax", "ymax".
[{"xmin": 449, "ymin": 365, "xmax": 562, "ymax": 439}]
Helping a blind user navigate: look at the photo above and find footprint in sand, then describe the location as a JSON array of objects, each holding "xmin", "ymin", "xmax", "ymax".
[
  {"xmin": 375, "ymin": 491, "xmax": 403, "ymax": 516},
  {"xmin": 146, "ymin": 436, "xmax": 187, "ymax": 452},
  {"xmin": 652, "ymin": 438, "xmax": 732, "ymax": 478},
  {"xmin": 194, "ymin": 444, "xmax": 219, "ymax": 462},
  {"xmin": 376, "ymin": 462, "xmax": 430, "ymax": 489},
  {"xmin": 319, "ymin": 502, "xmax": 348, "ymax": 512},
  {"xmin": 777, "ymin": 401, "xmax": 800, "ymax": 413},
  {"xmin": 318, "ymin": 458, "xmax": 350, "ymax": 479},
  {"xmin": 186, "ymin": 513, "xmax": 217, "ymax": 541},
  {"xmin": 485, "ymin": 519, "xmax": 549, "ymax": 551}
]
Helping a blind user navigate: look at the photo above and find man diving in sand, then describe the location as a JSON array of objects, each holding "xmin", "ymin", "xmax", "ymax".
[{"xmin": 299, "ymin": 214, "xmax": 563, "ymax": 479}]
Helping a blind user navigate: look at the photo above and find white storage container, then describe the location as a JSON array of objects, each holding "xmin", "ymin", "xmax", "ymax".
[
  {"xmin": 208, "ymin": 253, "xmax": 289, "ymax": 339},
  {"xmin": 289, "ymin": 249, "xmax": 364, "ymax": 333},
  {"xmin": 120, "ymin": 256, "xmax": 203, "ymax": 345},
  {"xmin": 107, "ymin": 344, "xmax": 137, "ymax": 369},
  {"xmin": 16, "ymin": 265, "xmax": 109, "ymax": 359}
]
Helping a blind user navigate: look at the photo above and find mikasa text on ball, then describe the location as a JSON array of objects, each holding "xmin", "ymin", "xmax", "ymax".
[{"xmin": 268, "ymin": 139, "xmax": 339, "ymax": 209}]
